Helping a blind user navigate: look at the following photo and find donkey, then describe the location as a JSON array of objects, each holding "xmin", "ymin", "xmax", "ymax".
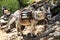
[
  {"xmin": 2, "ymin": 7, "xmax": 47, "ymax": 37},
  {"xmin": 16, "ymin": 9, "xmax": 47, "ymax": 36}
]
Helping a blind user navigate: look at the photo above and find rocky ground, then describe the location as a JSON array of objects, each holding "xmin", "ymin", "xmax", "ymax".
[
  {"xmin": 0, "ymin": 22, "xmax": 60, "ymax": 40},
  {"xmin": 0, "ymin": 0, "xmax": 60, "ymax": 40},
  {"xmin": 0, "ymin": 10, "xmax": 60, "ymax": 40}
]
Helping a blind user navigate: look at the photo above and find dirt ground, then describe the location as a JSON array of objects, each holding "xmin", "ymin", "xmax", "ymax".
[
  {"xmin": 0, "ymin": 29, "xmax": 18, "ymax": 40},
  {"xmin": 0, "ymin": 30, "xmax": 8, "ymax": 40}
]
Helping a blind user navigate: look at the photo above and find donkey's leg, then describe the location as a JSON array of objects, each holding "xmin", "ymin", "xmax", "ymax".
[
  {"xmin": 7, "ymin": 17, "xmax": 16, "ymax": 29},
  {"xmin": 0, "ymin": 23, "xmax": 2, "ymax": 29},
  {"xmin": 18, "ymin": 21, "xmax": 23, "ymax": 36},
  {"xmin": 15, "ymin": 19, "xmax": 19, "ymax": 35},
  {"xmin": 16, "ymin": 20, "xmax": 23, "ymax": 40},
  {"xmin": 16, "ymin": 19, "xmax": 23, "ymax": 36},
  {"xmin": 30, "ymin": 19, "xmax": 37, "ymax": 37}
]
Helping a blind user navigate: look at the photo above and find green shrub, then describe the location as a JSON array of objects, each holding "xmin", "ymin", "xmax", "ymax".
[
  {"xmin": 0, "ymin": 0, "xmax": 33, "ymax": 16},
  {"xmin": 22, "ymin": 0, "xmax": 33, "ymax": 5},
  {"xmin": 0, "ymin": 0, "xmax": 20, "ymax": 16}
]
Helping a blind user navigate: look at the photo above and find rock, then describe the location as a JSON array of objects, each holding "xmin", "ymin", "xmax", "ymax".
[
  {"xmin": 22, "ymin": 26, "xmax": 31, "ymax": 35},
  {"xmin": 40, "ymin": 37, "xmax": 47, "ymax": 40},
  {"xmin": 53, "ymin": 31, "xmax": 60, "ymax": 36},
  {"xmin": 34, "ymin": 25, "xmax": 45, "ymax": 35},
  {"xmin": 48, "ymin": 37, "xmax": 54, "ymax": 40},
  {"xmin": 55, "ymin": 27, "xmax": 60, "ymax": 32}
]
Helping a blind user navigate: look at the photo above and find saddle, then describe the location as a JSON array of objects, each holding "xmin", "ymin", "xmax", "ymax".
[
  {"xmin": 21, "ymin": 10, "xmax": 32, "ymax": 20},
  {"xmin": 20, "ymin": 9, "xmax": 32, "ymax": 26}
]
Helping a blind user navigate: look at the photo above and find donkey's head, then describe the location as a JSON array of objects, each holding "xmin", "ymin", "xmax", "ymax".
[{"xmin": 33, "ymin": 11, "xmax": 46, "ymax": 20}]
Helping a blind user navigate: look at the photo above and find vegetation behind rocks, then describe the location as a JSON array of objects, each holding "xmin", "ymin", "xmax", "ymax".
[{"xmin": 0, "ymin": 0, "xmax": 33, "ymax": 16}]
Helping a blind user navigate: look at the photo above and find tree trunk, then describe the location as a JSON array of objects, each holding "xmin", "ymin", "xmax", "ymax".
[{"xmin": 17, "ymin": 0, "xmax": 24, "ymax": 8}]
